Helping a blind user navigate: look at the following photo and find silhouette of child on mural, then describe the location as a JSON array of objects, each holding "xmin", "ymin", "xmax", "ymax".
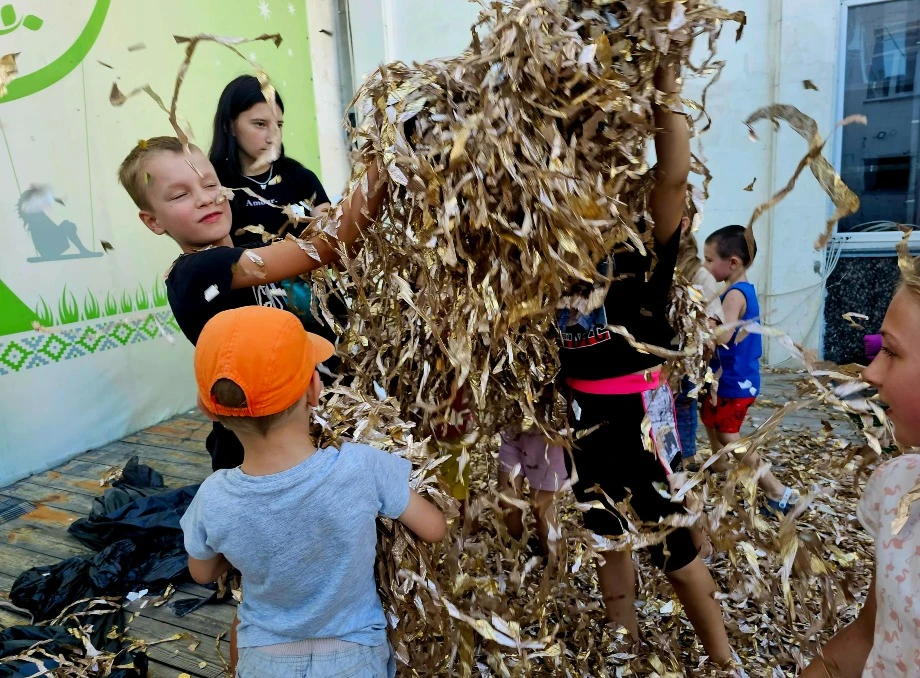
[{"xmin": 17, "ymin": 185, "xmax": 100, "ymax": 262}]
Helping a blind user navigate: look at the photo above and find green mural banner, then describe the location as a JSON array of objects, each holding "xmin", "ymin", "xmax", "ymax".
[{"xmin": 0, "ymin": 0, "xmax": 110, "ymax": 103}]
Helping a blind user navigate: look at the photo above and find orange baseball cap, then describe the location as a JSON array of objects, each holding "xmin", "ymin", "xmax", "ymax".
[{"xmin": 194, "ymin": 306, "xmax": 335, "ymax": 417}]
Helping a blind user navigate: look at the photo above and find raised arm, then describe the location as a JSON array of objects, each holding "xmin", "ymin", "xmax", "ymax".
[
  {"xmin": 231, "ymin": 157, "xmax": 385, "ymax": 288},
  {"xmin": 649, "ymin": 55, "xmax": 690, "ymax": 245}
]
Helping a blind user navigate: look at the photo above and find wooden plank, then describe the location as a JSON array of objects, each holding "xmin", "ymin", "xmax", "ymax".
[
  {"xmin": 122, "ymin": 433, "xmax": 207, "ymax": 454},
  {"xmin": 55, "ymin": 459, "xmax": 207, "ymax": 487},
  {"xmin": 87, "ymin": 440, "xmax": 210, "ymax": 469},
  {"xmin": 148, "ymin": 661, "xmax": 208, "ymax": 678},
  {"xmin": 23, "ymin": 467, "xmax": 196, "ymax": 499},
  {"xmin": 0, "ymin": 541, "xmax": 60, "ymax": 579},
  {"xmin": 131, "ymin": 595, "xmax": 236, "ymax": 639},
  {"xmin": 141, "ymin": 424, "xmax": 211, "ymax": 443},
  {"xmin": 1, "ymin": 522, "xmax": 93, "ymax": 562},
  {"xmin": 0, "ymin": 605, "xmax": 30, "ymax": 628},
  {"xmin": 23, "ymin": 469, "xmax": 111, "ymax": 498},
  {"xmin": 2, "ymin": 481, "xmax": 97, "ymax": 514},
  {"xmin": 126, "ymin": 613, "xmax": 228, "ymax": 678}
]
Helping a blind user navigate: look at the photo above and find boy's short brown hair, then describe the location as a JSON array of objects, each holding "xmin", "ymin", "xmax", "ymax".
[
  {"xmin": 117, "ymin": 136, "xmax": 191, "ymax": 210},
  {"xmin": 209, "ymin": 378, "xmax": 302, "ymax": 436}
]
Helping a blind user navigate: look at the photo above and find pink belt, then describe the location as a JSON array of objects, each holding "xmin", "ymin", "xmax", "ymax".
[{"xmin": 566, "ymin": 369, "xmax": 661, "ymax": 395}]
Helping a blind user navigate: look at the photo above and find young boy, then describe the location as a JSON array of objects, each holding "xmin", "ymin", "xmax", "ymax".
[
  {"xmin": 702, "ymin": 225, "xmax": 796, "ymax": 513},
  {"xmin": 117, "ymin": 137, "xmax": 383, "ymax": 472},
  {"xmin": 180, "ymin": 306, "xmax": 447, "ymax": 677}
]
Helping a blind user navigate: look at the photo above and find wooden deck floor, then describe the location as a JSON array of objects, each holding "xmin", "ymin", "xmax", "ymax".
[
  {"xmin": 0, "ymin": 372, "xmax": 856, "ymax": 677},
  {"xmin": 0, "ymin": 412, "xmax": 233, "ymax": 678}
]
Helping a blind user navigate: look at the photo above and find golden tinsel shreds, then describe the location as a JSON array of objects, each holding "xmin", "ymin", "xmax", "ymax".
[{"xmin": 312, "ymin": 0, "xmax": 744, "ymax": 436}]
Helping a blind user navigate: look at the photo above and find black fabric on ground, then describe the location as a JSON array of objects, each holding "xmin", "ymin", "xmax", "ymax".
[
  {"xmin": 10, "ymin": 539, "xmax": 188, "ymax": 621},
  {"xmin": 68, "ymin": 485, "xmax": 198, "ymax": 551},
  {"xmin": 10, "ymin": 457, "xmax": 197, "ymax": 620},
  {"xmin": 5, "ymin": 456, "xmax": 195, "ymax": 676},
  {"xmin": 86, "ymin": 457, "xmax": 168, "ymax": 519}
]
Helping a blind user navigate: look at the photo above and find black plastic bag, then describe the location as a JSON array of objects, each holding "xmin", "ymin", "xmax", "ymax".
[
  {"xmin": 68, "ymin": 485, "xmax": 198, "ymax": 552},
  {"xmin": 11, "ymin": 540, "xmax": 189, "ymax": 622}
]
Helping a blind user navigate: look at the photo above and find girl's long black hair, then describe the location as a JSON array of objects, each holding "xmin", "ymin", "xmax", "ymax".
[{"xmin": 209, "ymin": 75, "xmax": 286, "ymax": 183}]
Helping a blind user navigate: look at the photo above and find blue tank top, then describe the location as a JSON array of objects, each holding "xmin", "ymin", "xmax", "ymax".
[{"xmin": 714, "ymin": 282, "xmax": 762, "ymax": 398}]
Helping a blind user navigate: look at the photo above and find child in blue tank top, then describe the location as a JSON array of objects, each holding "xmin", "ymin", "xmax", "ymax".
[{"xmin": 701, "ymin": 226, "xmax": 798, "ymax": 515}]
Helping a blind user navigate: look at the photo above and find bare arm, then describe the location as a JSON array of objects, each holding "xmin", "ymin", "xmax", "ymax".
[
  {"xmin": 801, "ymin": 577, "xmax": 876, "ymax": 678},
  {"xmin": 231, "ymin": 158, "xmax": 385, "ymax": 289},
  {"xmin": 188, "ymin": 553, "xmax": 231, "ymax": 585},
  {"xmin": 714, "ymin": 289, "xmax": 746, "ymax": 345},
  {"xmin": 398, "ymin": 490, "xmax": 447, "ymax": 543},
  {"xmin": 649, "ymin": 55, "xmax": 690, "ymax": 245}
]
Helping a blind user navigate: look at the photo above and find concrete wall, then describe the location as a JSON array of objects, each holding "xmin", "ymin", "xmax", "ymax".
[{"xmin": 310, "ymin": 0, "xmax": 848, "ymax": 363}]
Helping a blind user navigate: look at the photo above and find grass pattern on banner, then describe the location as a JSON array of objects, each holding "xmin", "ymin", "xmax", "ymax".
[{"xmin": 0, "ymin": 310, "xmax": 180, "ymax": 376}]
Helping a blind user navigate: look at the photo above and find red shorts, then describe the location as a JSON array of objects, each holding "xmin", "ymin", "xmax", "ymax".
[{"xmin": 700, "ymin": 395, "xmax": 756, "ymax": 434}]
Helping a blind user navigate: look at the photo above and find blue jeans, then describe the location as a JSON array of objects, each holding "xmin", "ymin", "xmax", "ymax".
[
  {"xmin": 237, "ymin": 642, "xmax": 394, "ymax": 678},
  {"xmin": 674, "ymin": 377, "xmax": 698, "ymax": 459}
]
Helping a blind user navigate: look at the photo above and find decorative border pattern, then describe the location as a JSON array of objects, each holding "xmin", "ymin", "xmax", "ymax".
[{"xmin": 0, "ymin": 311, "xmax": 181, "ymax": 376}]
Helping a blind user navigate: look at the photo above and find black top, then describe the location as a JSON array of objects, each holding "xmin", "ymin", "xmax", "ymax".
[
  {"xmin": 166, "ymin": 245, "xmax": 294, "ymax": 345},
  {"xmin": 220, "ymin": 157, "xmax": 330, "ymax": 246},
  {"xmin": 557, "ymin": 226, "xmax": 680, "ymax": 380}
]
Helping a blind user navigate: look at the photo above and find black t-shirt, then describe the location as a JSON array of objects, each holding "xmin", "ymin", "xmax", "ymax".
[
  {"xmin": 165, "ymin": 245, "xmax": 292, "ymax": 345},
  {"xmin": 557, "ymin": 225, "xmax": 680, "ymax": 380},
  {"xmin": 220, "ymin": 157, "xmax": 330, "ymax": 246}
]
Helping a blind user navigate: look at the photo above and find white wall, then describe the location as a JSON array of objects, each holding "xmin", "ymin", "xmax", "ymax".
[
  {"xmin": 315, "ymin": 0, "xmax": 844, "ymax": 363},
  {"xmin": 307, "ymin": 0, "xmax": 353, "ymax": 193},
  {"xmin": 683, "ymin": 0, "xmax": 842, "ymax": 363}
]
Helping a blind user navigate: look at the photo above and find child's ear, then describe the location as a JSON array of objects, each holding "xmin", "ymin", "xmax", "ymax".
[
  {"xmin": 305, "ymin": 371, "xmax": 323, "ymax": 407},
  {"xmin": 139, "ymin": 210, "xmax": 166, "ymax": 235},
  {"xmin": 197, "ymin": 395, "xmax": 219, "ymax": 421},
  {"xmin": 679, "ymin": 216, "xmax": 691, "ymax": 233}
]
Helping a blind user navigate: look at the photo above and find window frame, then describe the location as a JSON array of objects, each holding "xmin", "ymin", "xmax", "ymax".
[{"xmin": 832, "ymin": 0, "xmax": 920, "ymax": 252}]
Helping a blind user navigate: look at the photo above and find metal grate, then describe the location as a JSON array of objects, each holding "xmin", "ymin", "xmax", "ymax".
[{"xmin": 0, "ymin": 495, "xmax": 34, "ymax": 526}]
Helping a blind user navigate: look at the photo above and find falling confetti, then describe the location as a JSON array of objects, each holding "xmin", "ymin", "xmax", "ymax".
[
  {"xmin": 0, "ymin": 52, "xmax": 19, "ymax": 98},
  {"xmin": 803, "ymin": 79, "xmax": 819, "ymax": 91},
  {"xmin": 743, "ymin": 105, "xmax": 864, "ymax": 253},
  {"xmin": 742, "ymin": 178, "xmax": 756, "ymax": 192},
  {"xmin": 100, "ymin": 240, "xmax": 115, "ymax": 253},
  {"xmin": 841, "ymin": 312, "xmax": 869, "ymax": 329}
]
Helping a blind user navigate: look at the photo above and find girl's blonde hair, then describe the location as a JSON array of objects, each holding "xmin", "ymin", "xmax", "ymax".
[{"xmin": 898, "ymin": 227, "xmax": 920, "ymax": 297}]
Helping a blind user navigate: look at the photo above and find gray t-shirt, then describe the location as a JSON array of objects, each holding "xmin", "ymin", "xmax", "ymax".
[{"xmin": 180, "ymin": 442, "xmax": 411, "ymax": 648}]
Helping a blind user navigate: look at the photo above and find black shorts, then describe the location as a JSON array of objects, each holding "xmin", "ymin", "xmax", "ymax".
[
  {"xmin": 205, "ymin": 421, "xmax": 244, "ymax": 471},
  {"xmin": 564, "ymin": 387, "xmax": 696, "ymax": 573}
]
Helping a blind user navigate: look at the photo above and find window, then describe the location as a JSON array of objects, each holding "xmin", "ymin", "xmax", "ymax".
[{"xmin": 837, "ymin": 0, "xmax": 920, "ymax": 235}]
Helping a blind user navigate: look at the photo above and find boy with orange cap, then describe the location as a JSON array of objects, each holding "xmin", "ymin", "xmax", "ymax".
[{"xmin": 181, "ymin": 306, "xmax": 446, "ymax": 677}]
